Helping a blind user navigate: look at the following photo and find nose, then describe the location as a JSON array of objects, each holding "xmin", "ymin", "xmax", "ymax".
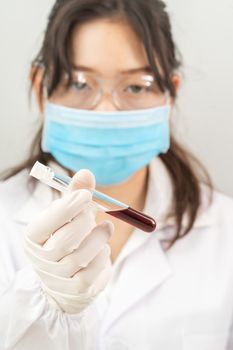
[{"xmin": 94, "ymin": 92, "xmax": 118, "ymax": 112}]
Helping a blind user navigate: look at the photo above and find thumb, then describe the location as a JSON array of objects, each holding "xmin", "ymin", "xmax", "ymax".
[{"xmin": 68, "ymin": 169, "xmax": 96, "ymax": 192}]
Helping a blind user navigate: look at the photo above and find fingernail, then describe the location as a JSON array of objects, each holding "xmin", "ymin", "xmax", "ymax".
[{"xmin": 69, "ymin": 169, "xmax": 96, "ymax": 190}]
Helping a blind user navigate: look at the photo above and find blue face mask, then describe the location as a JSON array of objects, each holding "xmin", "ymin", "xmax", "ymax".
[{"xmin": 42, "ymin": 103, "xmax": 171, "ymax": 186}]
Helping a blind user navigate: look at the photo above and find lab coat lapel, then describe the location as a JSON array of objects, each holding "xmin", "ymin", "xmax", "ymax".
[
  {"xmin": 102, "ymin": 235, "xmax": 172, "ymax": 332},
  {"xmin": 101, "ymin": 158, "xmax": 212, "ymax": 331}
]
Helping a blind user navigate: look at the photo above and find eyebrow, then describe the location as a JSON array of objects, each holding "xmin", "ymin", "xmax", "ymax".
[{"xmin": 71, "ymin": 64, "xmax": 153, "ymax": 74}]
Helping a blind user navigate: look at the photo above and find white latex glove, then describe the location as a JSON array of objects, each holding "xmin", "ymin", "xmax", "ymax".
[{"xmin": 24, "ymin": 169, "xmax": 114, "ymax": 314}]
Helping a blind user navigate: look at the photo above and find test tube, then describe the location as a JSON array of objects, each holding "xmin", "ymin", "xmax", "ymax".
[{"xmin": 30, "ymin": 162, "xmax": 157, "ymax": 233}]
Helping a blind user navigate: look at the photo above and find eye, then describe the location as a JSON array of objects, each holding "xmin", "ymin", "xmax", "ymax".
[
  {"xmin": 71, "ymin": 81, "xmax": 90, "ymax": 92},
  {"xmin": 125, "ymin": 85, "xmax": 146, "ymax": 94}
]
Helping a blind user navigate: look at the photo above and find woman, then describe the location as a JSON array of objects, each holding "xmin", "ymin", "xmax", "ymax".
[{"xmin": 1, "ymin": 0, "xmax": 233, "ymax": 349}]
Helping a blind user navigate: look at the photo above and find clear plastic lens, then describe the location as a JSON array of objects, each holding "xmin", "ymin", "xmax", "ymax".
[
  {"xmin": 49, "ymin": 71, "xmax": 167, "ymax": 110},
  {"xmin": 115, "ymin": 75, "xmax": 165, "ymax": 110},
  {"xmin": 49, "ymin": 72, "xmax": 101, "ymax": 109}
]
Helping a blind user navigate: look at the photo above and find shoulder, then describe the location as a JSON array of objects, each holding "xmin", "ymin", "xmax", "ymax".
[
  {"xmin": 0, "ymin": 171, "xmax": 34, "ymax": 281},
  {"xmin": 168, "ymin": 188, "xmax": 233, "ymax": 270},
  {"xmin": 210, "ymin": 189, "xmax": 233, "ymax": 224},
  {"xmin": 210, "ymin": 190, "xmax": 233, "ymax": 247},
  {"xmin": 199, "ymin": 184, "xmax": 233, "ymax": 221},
  {"xmin": 0, "ymin": 170, "xmax": 33, "ymax": 218},
  {"xmin": 194, "ymin": 185, "xmax": 233, "ymax": 248}
]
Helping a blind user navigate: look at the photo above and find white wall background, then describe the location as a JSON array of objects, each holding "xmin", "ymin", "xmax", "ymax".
[{"xmin": 0, "ymin": 0, "xmax": 232, "ymax": 195}]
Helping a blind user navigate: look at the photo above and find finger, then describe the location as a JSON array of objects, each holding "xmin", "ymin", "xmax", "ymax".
[
  {"xmin": 34, "ymin": 245, "xmax": 111, "ymax": 296},
  {"xmin": 42, "ymin": 210, "xmax": 97, "ymax": 261},
  {"xmin": 25, "ymin": 221, "xmax": 113, "ymax": 278},
  {"xmin": 69, "ymin": 169, "xmax": 96, "ymax": 192},
  {"xmin": 73, "ymin": 245, "xmax": 111, "ymax": 292},
  {"xmin": 88, "ymin": 259, "xmax": 113, "ymax": 296},
  {"xmin": 26, "ymin": 189, "xmax": 92, "ymax": 244},
  {"xmin": 58, "ymin": 221, "xmax": 114, "ymax": 276},
  {"xmin": 24, "ymin": 207, "xmax": 96, "ymax": 262}
]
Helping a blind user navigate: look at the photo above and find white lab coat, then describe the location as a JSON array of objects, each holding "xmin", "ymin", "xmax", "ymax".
[{"xmin": 0, "ymin": 157, "xmax": 233, "ymax": 350}]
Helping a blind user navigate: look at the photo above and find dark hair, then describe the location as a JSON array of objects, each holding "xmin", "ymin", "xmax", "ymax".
[{"xmin": 2, "ymin": 0, "xmax": 212, "ymax": 247}]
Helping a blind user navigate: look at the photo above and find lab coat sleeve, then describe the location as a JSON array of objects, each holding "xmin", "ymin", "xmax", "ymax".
[
  {"xmin": 0, "ymin": 175, "xmax": 102, "ymax": 350},
  {"xmin": 0, "ymin": 265, "xmax": 100, "ymax": 350}
]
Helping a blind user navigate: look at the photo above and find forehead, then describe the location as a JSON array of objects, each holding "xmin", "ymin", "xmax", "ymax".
[{"xmin": 70, "ymin": 19, "xmax": 150, "ymax": 77}]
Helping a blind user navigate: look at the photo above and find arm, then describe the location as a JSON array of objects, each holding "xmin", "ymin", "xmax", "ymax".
[
  {"xmin": 0, "ymin": 266, "xmax": 100, "ymax": 350},
  {"xmin": 0, "ymin": 171, "xmax": 113, "ymax": 350}
]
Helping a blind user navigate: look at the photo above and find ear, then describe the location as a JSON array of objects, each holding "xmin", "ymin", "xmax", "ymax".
[
  {"xmin": 172, "ymin": 73, "xmax": 181, "ymax": 92},
  {"xmin": 29, "ymin": 65, "xmax": 45, "ymax": 113},
  {"xmin": 169, "ymin": 73, "xmax": 181, "ymax": 107}
]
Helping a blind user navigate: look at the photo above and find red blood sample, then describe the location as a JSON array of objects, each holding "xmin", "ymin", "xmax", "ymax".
[{"xmin": 107, "ymin": 207, "xmax": 156, "ymax": 233}]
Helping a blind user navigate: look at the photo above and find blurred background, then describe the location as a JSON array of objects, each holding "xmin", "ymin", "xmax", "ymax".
[{"xmin": 0, "ymin": 0, "xmax": 232, "ymax": 195}]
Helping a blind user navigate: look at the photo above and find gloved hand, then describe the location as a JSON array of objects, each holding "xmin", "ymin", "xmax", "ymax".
[{"xmin": 24, "ymin": 169, "xmax": 114, "ymax": 314}]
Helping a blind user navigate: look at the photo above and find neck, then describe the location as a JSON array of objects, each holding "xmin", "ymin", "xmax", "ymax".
[
  {"xmin": 97, "ymin": 166, "xmax": 149, "ymax": 263},
  {"xmin": 97, "ymin": 166, "xmax": 149, "ymax": 211}
]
